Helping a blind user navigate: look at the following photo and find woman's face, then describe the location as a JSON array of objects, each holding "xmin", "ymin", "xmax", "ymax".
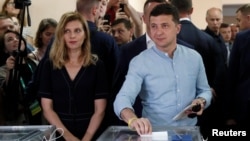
[
  {"xmin": 4, "ymin": 32, "xmax": 24, "ymax": 53},
  {"xmin": 5, "ymin": 0, "xmax": 20, "ymax": 16},
  {"xmin": 63, "ymin": 20, "xmax": 85, "ymax": 51},
  {"xmin": 40, "ymin": 26, "xmax": 56, "ymax": 48},
  {"xmin": 99, "ymin": 0, "xmax": 108, "ymax": 18}
]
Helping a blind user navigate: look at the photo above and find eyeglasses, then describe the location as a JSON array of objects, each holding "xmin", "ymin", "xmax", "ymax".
[{"xmin": 7, "ymin": 2, "xmax": 15, "ymax": 7}]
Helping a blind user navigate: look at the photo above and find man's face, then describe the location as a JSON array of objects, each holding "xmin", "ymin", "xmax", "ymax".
[
  {"xmin": 111, "ymin": 22, "xmax": 133, "ymax": 46},
  {"xmin": 236, "ymin": 11, "xmax": 250, "ymax": 31},
  {"xmin": 206, "ymin": 9, "xmax": 223, "ymax": 33},
  {"xmin": 219, "ymin": 27, "xmax": 231, "ymax": 42},
  {"xmin": 149, "ymin": 15, "xmax": 180, "ymax": 51},
  {"xmin": 0, "ymin": 18, "xmax": 15, "ymax": 35},
  {"xmin": 230, "ymin": 24, "xmax": 239, "ymax": 41}
]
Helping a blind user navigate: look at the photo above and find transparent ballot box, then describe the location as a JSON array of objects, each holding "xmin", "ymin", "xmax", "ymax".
[
  {"xmin": 0, "ymin": 125, "xmax": 56, "ymax": 141},
  {"xmin": 97, "ymin": 126, "xmax": 203, "ymax": 141}
]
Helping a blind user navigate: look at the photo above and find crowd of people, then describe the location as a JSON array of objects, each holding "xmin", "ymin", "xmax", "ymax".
[{"xmin": 0, "ymin": 0, "xmax": 249, "ymax": 140}]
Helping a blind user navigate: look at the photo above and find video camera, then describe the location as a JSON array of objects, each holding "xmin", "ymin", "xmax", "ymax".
[{"xmin": 14, "ymin": 0, "xmax": 31, "ymax": 9}]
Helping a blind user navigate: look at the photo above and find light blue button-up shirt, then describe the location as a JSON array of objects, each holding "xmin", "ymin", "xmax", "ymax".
[{"xmin": 114, "ymin": 44, "xmax": 212, "ymax": 126}]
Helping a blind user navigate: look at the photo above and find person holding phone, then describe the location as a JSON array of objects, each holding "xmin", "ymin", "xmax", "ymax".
[{"xmin": 105, "ymin": 0, "xmax": 143, "ymax": 37}]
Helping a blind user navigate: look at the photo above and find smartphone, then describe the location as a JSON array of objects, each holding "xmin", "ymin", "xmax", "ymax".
[
  {"xmin": 119, "ymin": 4, "xmax": 125, "ymax": 12},
  {"xmin": 103, "ymin": 14, "xmax": 111, "ymax": 25}
]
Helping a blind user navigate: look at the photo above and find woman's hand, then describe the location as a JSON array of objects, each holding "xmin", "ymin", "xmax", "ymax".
[{"xmin": 6, "ymin": 56, "xmax": 15, "ymax": 70}]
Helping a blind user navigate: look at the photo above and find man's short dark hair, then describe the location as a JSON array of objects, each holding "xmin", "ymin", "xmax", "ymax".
[
  {"xmin": 150, "ymin": 3, "xmax": 180, "ymax": 24},
  {"xmin": 220, "ymin": 23, "xmax": 230, "ymax": 28},
  {"xmin": 170, "ymin": 0, "xmax": 192, "ymax": 13},
  {"xmin": 111, "ymin": 18, "xmax": 133, "ymax": 30},
  {"xmin": 236, "ymin": 4, "xmax": 250, "ymax": 16},
  {"xmin": 76, "ymin": 0, "xmax": 99, "ymax": 14}
]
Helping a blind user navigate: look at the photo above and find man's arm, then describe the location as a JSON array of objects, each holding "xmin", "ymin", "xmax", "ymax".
[{"xmin": 120, "ymin": 108, "xmax": 152, "ymax": 135}]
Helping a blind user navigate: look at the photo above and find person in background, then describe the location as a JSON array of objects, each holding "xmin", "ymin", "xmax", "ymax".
[
  {"xmin": 201, "ymin": 7, "xmax": 228, "ymax": 139},
  {"xmin": 0, "ymin": 13, "xmax": 14, "ymax": 37},
  {"xmin": 1, "ymin": 0, "xmax": 20, "ymax": 18},
  {"xmin": 0, "ymin": 30, "xmax": 37, "ymax": 125},
  {"xmin": 28, "ymin": 18, "xmax": 57, "ymax": 63},
  {"xmin": 114, "ymin": 3, "xmax": 212, "ymax": 135},
  {"xmin": 0, "ymin": 13, "xmax": 33, "ymax": 64},
  {"xmin": 0, "ymin": 14, "xmax": 15, "ymax": 66},
  {"xmin": 25, "ymin": 19, "xmax": 57, "ymax": 125},
  {"xmin": 111, "ymin": 18, "xmax": 134, "ymax": 46},
  {"xmin": 225, "ymin": 3, "xmax": 250, "ymax": 129},
  {"xmin": 76, "ymin": 0, "xmax": 118, "ymax": 90},
  {"xmin": 99, "ymin": 0, "xmax": 109, "ymax": 18},
  {"xmin": 219, "ymin": 23, "xmax": 232, "ymax": 66},
  {"xmin": 204, "ymin": 7, "xmax": 228, "ymax": 91},
  {"xmin": 10, "ymin": 16, "xmax": 20, "ymax": 31},
  {"xmin": 235, "ymin": 4, "xmax": 250, "ymax": 31},
  {"xmin": 97, "ymin": 0, "xmax": 110, "ymax": 32},
  {"xmin": 39, "ymin": 11, "xmax": 108, "ymax": 141},
  {"xmin": 229, "ymin": 23, "xmax": 239, "ymax": 44}
]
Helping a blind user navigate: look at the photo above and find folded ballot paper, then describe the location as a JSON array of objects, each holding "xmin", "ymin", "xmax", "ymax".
[
  {"xmin": 172, "ymin": 104, "xmax": 193, "ymax": 120},
  {"xmin": 140, "ymin": 131, "xmax": 168, "ymax": 140}
]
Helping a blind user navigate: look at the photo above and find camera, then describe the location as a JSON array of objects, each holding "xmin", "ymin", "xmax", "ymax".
[{"xmin": 14, "ymin": 0, "xmax": 31, "ymax": 9}]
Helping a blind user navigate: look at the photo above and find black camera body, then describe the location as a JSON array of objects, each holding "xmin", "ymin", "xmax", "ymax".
[{"xmin": 14, "ymin": 0, "xmax": 31, "ymax": 9}]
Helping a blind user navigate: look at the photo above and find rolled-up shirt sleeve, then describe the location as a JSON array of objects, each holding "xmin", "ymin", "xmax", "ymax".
[{"xmin": 113, "ymin": 56, "xmax": 144, "ymax": 119}]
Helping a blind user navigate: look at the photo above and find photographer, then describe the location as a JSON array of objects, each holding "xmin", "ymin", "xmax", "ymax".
[{"xmin": 0, "ymin": 30, "xmax": 37, "ymax": 125}]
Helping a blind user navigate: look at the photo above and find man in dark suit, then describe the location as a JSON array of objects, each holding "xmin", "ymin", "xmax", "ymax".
[
  {"xmin": 77, "ymin": 0, "xmax": 119, "ymax": 90},
  {"xmin": 171, "ymin": 0, "xmax": 227, "ymax": 139},
  {"xmin": 226, "ymin": 21, "xmax": 250, "ymax": 128},
  {"xmin": 109, "ymin": 0, "xmax": 194, "ymax": 126}
]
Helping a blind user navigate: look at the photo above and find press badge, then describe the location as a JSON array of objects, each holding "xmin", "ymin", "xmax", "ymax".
[{"xmin": 29, "ymin": 100, "xmax": 42, "ymax": 116}]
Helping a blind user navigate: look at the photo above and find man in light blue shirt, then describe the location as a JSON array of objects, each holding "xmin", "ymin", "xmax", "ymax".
[{"xmin": 113, "ymin": 3, "xmax": 212, "ymax": 135}]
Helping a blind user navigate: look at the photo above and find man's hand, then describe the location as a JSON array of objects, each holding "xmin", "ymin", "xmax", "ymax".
[
  {"xmin": 121, "ymin": 108, "xmax": 152, "ymax": 135},
  {"xmin": 128, "ymin": 117, "xmax": 152, "ymax": 135}
]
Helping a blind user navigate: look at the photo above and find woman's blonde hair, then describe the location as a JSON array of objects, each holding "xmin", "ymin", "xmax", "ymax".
[{"xmin": 49, "ymin": 11, "xmax": 97, "ymax": 69}]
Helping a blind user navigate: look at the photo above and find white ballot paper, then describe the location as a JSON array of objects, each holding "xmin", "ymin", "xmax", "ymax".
[
  {"xmin": 140, "ymin": 131, "xmax": 168, "ymax": 140},
  {"xmin": 172, "ymin": 104, "xmax": 193, "ymax": 121}
]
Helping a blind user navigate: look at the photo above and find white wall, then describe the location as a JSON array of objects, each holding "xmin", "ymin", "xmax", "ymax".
[
  {"xmin": 1, "ymin": 0, "xmax": 249, "ymax": 38},
  {"xmin": 27, "ymin": 0, "xmax": 76, "ymax": 38}
]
